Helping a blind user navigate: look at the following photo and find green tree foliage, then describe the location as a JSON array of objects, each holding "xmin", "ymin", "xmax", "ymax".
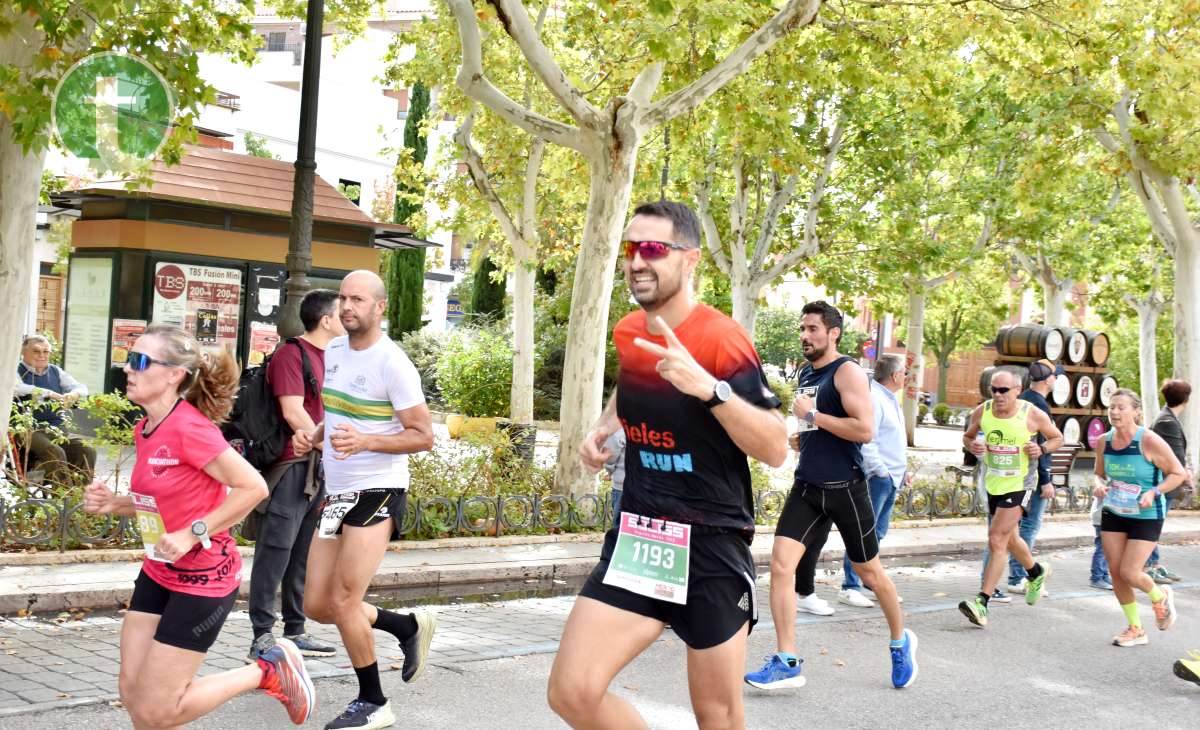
[
  {"xmin": 243, "ymin": 131, "xmax": 277, "ymax": 159},
  {"xmin": 394, "ymin": 81, "xmax": 429, "ymax": 226},
  {"xmin": 388, "ymin": 247, "xmax": 426, "ymax": 337},
  {"xmin": 754, "ymin": 308, "xmax": 805, "ymax": 380},
  {"xmin": 385, "ymin": 81, "xmax": 432, "ymax": 337},
  {"xmin": 436, "ymin": 327, "xmax": 512, "ymax": 417},
  {"xmin": 469, "ymin": 254, "xmax": 504, "ymax": 320},
  {"xmin": 923, "ymin": 268, "xmax": 1011, "ymax": 404}
]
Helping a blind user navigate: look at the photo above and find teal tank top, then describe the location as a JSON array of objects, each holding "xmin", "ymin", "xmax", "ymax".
[{"xmin": 1102, "ymin": 427, "xmax": 1165, "ymax": 521}]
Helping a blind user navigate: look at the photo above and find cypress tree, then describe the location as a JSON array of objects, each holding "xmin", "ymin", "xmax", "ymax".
[
  {"xmin": 469, "ymin": 255, "xmax": 505, "ymax": 320},
  {"xmin": 387, "ymin": 82, "xmax": 431, "ymax": 336}
]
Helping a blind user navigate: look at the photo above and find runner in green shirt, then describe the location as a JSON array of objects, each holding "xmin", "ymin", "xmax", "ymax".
[{"xmin": 959, "ymin": 367, "xmax": 1062, "ymax": 627}]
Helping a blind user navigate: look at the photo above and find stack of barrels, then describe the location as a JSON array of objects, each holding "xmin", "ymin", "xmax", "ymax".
[{"xmin": 978, "ymin": 323, "xmax": 1118, "ymax": 456}]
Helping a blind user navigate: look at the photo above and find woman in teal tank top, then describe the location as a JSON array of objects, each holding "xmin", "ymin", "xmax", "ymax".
[{"xmin": 1094, "ymin": 389, "xmax": 1186, "ymax": 647}]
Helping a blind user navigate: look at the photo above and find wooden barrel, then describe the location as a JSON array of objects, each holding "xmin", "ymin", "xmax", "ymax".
[
  {"xmin": 1057, "ymin": 415, "xmax": 1082, "ymax": 445},
  {"xmin": 997, "ymin": 324, "xmax": 1064, "ymax": 361},
  {"xmin": 1074, "ymin": 373, "xmax": 1096, "ymax": 408},
  {"xmin": 1085, "ymin": 331, "xmax": 1110, "ymax": 366},
  {"xmin": 1062, "ymin": 328, "xmax": 1088, "ymax": 364},
  {"xmin": 1085, "ymin": 416, "xmax": 1109, "ymax": 450},
  {"xmin": 1098, "ymin": 374, "xmax": 1118, "ymax": 407},
  {"xmin": 978, "ymin": 366, "xmax": 995, "ymax": 399},
  {"xmin": 1051, "ymin": 372, "xmax": 1073, "ymax": 406}
]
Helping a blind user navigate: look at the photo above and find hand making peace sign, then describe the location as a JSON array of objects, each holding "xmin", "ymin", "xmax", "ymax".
[{"xmin": 633, "ymin": 315, "xmax": 719, "ymax": 401}]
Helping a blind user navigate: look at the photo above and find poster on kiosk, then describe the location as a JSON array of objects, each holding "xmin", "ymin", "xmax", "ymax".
[{"xmin": 151, "ymin": 262, "xmax": 243, "ymax": 356}]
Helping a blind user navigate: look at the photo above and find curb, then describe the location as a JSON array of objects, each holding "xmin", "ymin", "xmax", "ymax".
[{"xmin": 6, "ymin": 525, "xmax": 1197, "ymax": 616}]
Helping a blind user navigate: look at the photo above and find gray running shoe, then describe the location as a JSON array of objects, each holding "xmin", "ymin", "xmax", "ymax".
[
  {"xmin": 248, "ymin": 632, "xmax": 277, "ymax": 662},
  {"xmin": 400, "ymin": 610, "xmax": 437, "ymax": 682},
  {"xmin": 285, "ymin": 632, "xmax": 337, "ymax": 657}
]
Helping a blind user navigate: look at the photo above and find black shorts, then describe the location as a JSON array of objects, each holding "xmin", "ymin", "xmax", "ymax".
[
  {"xmin": 579, "ymin": 527, "xmax": 757, "ymax": 650},
  {"xmin": 1100, "ymin": 510, "xmax": 1164, "ymax": 542},
  {"xmin": 129, "ymin": 570, "xmax": 238, "ymax": 653},
  {"xmin": 777, "ymin": 480, "xmax": 878, "ymax": 564},
  {"xmin": 987, "ymin": 490, "xmax": 1033, "ymax": 517},
  {"xmin": 322, "ymin": 488, "xmax": 407, "ymax": 536}
]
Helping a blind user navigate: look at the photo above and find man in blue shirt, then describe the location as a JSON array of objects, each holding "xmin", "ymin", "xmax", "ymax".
[
  {"xmin": 838, "ymin": 354, "xmax": 910, "ymax": 607},
  {"xmin": 13, "ymin": 334, "xmax": 94, "ymax": 483}
]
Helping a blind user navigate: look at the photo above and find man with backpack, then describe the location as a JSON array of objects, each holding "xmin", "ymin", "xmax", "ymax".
[{"xmin": 246, "ymin": 289, "xmax": 344, "ymax": 660}]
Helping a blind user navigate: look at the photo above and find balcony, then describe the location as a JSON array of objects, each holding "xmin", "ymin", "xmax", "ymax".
[
  {"xmin": 215, "ymin": 91, "xmax": 241, "ymax": 112},
  {"xmin": 264, "ymin": 40, "xmax": 303, "ymax": 66},
  {"xmin": 450, "ymin": 258, "xmax": 468, "ymax": 273}
]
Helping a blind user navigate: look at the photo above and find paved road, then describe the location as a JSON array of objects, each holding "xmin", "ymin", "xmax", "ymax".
[{"xmin": 1, "ymin": 542, "xmax": 1197, "ymax": 728}]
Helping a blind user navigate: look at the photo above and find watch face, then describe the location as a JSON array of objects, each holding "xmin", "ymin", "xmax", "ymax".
[
  {"xmin": 191, "ymin": 522, "xmax": 206, "ymax": 535},
  {"xmin": 716, "ymin": 381, "xmax": 732, "ymax": 401}
]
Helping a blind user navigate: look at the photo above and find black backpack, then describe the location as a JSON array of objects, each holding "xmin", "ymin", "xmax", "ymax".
[{"xmin": 222, "ymin": 338, "xmax": 318, "ymax": 470}]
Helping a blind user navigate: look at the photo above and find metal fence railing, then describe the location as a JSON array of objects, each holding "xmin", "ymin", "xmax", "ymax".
[{"xmin": 1, "ymin": 486, "xmax": 1194, "ymax": 551}]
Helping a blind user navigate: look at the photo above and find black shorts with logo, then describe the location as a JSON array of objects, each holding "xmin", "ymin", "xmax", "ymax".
[
  {"xmin": 1100, "ymin": 510, "xmax": 1164, "ymax": 542},
  {"xmin": 129, "ymin": 570, "xmax": 238, "ymax": 653},
  {"xmin": 777, "ymin": 479, "xmax": 879, "ymax": 564},
  {"xmin": 579, "ymin": 526, "xmax": 757, "ymax": 650},
  {"xmin": 323, "ymin": 488, "xmax": 407, "ymax": 536},
  {"xmin": 987, "ymin": 489, "xmax": 1033, "ymax": 517}
]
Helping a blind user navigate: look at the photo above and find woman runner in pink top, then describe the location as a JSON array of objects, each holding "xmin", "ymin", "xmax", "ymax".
[{"xmin": 84, "ymin": 324, "xmax": 315, "ymax": 727}]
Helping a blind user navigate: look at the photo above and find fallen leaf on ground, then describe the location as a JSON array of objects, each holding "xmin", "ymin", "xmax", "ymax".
[
  {"xmin": 819, "ymin": 648, "xmax": 828, "ymax": 656},
  {"xmin": 934, "ymin": 592, "xmax": 947, "ymax": 598},
  {"xmin": 57, "ymin": 693, "xmax": 70, "ymax": 698},
  {"xmin": 835, "ymin": 660, "xmax": 846, "ymax": 667},
  {"xmin": 389, "ymin": 663, "xmax": 403, "ymax": 671}
]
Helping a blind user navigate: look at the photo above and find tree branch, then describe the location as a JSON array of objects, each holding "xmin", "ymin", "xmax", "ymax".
[
  {"xmin": 728, "ymin": 151, "xmax": 750, "ymax": 272},
  {"xmin": 641, "ymin": 0, "xmax": 822, "ymax": 128},
  {"xmin": 489, "ymin": 0, "xmax": 600, "ymax": 127},
  {"xmin": 518, "ymin": 136, "xmax": 547, "ymax": 257},
  {"xmin": 445, "ymin": 0, "xmax": 588, "ymax": 153},
  {"xmin": 454, "ymin": 110, "xmax": 527, "ymax": 251},
  {"xmin": 751, "ymin": 172, "xmax": 800, "ymax": 271},
  {"xmin": 695, "ymin": 162, "xmax": 732, "ymax": 276}
]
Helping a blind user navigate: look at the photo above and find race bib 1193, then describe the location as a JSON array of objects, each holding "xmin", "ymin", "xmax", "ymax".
[{"xmin": 602, "ymin": 513, "xmax": 691, "ymax": 604}]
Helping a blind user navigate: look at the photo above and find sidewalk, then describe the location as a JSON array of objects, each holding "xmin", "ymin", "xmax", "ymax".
[{"xmin": 4, "ymin": 513, "xmax": 1199, "ymax": 614}]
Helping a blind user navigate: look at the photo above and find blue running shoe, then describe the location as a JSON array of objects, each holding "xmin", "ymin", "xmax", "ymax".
[
  {"xmin": 744, "ymin": 654, "xmax": 806, "ymax": 690},
  {"xmin": 891, "ymin": 629, "xmax": 918, "ymax": 689}
]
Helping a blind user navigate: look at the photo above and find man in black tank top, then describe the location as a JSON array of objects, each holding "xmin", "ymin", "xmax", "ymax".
[{"xmin": 746, "ymin": 301, "xmax": 917, "ymax": 692}]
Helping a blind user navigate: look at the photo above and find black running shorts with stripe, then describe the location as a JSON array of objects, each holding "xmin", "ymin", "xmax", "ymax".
[{"xmin": 776, "ymin": 479, "xmax": 879, "ymax": 564}]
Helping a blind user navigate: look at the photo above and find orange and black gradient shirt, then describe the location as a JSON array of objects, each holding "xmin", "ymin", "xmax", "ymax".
[{"xmin": 614, "ymin": 304, "xmax": 781, "ymax": 536}]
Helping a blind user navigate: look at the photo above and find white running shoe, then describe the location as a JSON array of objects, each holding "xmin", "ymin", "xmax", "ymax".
[
  {"xmin": 796, "ymin": 593, "xmax": 835, "ymax": 616},
  {"xmin": 861, "ymin": 588, "xmax": 904, "ymax": 604},
  {"xmin": 838, "ymin": 589, "xmax": 875, "ymax": 608}
]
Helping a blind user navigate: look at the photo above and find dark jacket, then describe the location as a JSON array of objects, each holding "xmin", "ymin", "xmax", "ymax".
[
  {"xmin": 1151, "ymin": 408, "xmax": 1188, "ymax": 503},
  {"xmin": 1151, "ymin": 408, "xmax": 1187, "ymax": 464},
  {"xmin": 1019, "ymin": 389, "xmax": 1052, "ymax": 487}
]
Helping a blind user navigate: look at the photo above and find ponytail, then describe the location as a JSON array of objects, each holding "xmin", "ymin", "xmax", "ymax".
[
  {"xmin": 141, "ymin": 323, "xmax": 239, "ymax": 423},
  {"xmin": 187, "ymin": 348, "xmax": 239, "ymax": 424}
]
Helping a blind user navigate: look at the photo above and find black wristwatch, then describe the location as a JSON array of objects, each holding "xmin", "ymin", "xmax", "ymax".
[{"xmin": 704, "ymin": 380, "xmax": 732, "ymax": 409}]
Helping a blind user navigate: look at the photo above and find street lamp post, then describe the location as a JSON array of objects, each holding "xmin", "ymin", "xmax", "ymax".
[{"xmin": 277, "ymin": 0, "xmax": 325, "ymax": 338}]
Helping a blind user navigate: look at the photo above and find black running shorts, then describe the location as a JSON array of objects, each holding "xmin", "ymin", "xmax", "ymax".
[
  {"xmin": 579, "ymin": 527, "xmax": 757, "ymax": 650},
  {"xmin": 987, "ymin": 489, "xmax": 1033, "ymax": 517},
  {"xmin": 1100, "ymin": 510, "xmax": 1164, "ymax": 542},
  {"xmin": 777, "ymin": 480, "xmax": 879, "ymax": 564},
  {"xmin": 129, "ymin": 570, "xmax": 238, "ymax": 653},
  {"xmin": 322, "ymin": 488, "xmax": 407, "ymax": 536}
]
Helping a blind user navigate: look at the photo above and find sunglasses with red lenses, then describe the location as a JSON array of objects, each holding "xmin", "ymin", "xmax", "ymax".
[{"xmin": 623, "ymin": 239, "xmax": 689, "ymax": 261}]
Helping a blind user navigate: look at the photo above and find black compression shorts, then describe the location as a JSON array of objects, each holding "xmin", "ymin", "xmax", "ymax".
[
  {"xmin": 777, "ymin": 479, "xmax": 879, "ymax": 564},
  {"xmin": 129, "ymin": 570, "xmax": 238, "ymax": 653}
]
